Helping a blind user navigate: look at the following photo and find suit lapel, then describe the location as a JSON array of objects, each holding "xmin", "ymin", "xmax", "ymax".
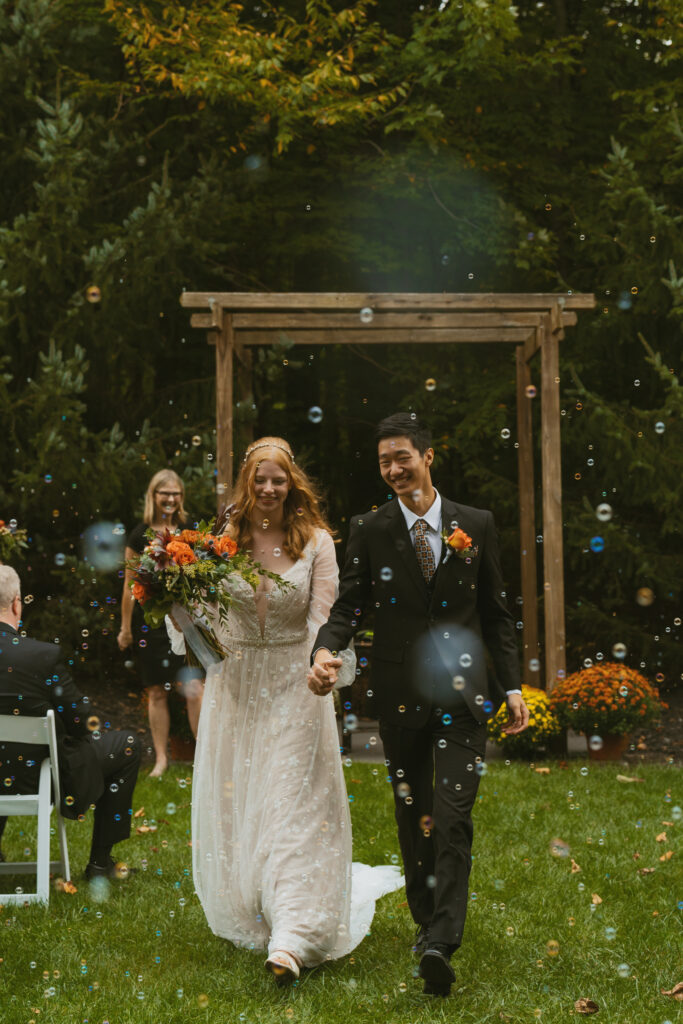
[
  {"xmin": 381, "ymin": 500, "xmax": 430, "ymax": 602},
  {"xmin": 429, "ymin": 497, "xmax": 464, "ymax": 608}
]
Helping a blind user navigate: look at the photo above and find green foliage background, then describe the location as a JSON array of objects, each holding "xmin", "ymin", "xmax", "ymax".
[{"xmin": 0, "ymin": 0, "xmax": 680, "ymax": 694}]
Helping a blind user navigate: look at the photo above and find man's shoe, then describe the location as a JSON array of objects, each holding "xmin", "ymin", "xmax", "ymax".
[
  {"xmin": 413, "ymin": 925, "xmax": 430, "ymax": 956},
  {"xmin": 85, "ymin": 859, "xmax": 137, "ymax": 881},
  {"xmin": 420, "ymin": 944, "xmax": 455, "ymax": 996}
]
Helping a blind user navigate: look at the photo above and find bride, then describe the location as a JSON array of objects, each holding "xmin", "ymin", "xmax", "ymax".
[{"xmin": 171, "ymin": 437, "xmax": 402, "ymax": 984}]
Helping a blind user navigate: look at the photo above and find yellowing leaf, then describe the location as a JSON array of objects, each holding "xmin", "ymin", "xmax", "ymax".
[
  {"xmin": 656, "ymin": 831, "xmax": 667, "ymax": 842},
  {"xmin": 591, "ymin": 893, "xmax": 602, "ymax": 905},
  {"xmin": 661, "ymin": 982, "xmax": 683, "ymax": 1000},
  {"xmin": 570, "ymin": 859, "xmax": 581, "ymax": 873},
  {"xmin": 659, "ymin": 850, "xmax": 673, "ymax": 861}
]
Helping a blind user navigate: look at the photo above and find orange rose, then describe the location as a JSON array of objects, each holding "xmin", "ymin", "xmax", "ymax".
[
  {"xmin": 214, "ymin": 536, "xmax": 237, "ymax": 557},
  {"xmin": 132, "ymin": 581, "xmax": 150, "ymax": 604},
  {"xmin": 178, "ymin": 529, "xmax": 200, "ymax": 544},
  {"xmin": 166, "ymin": 540, "xmax": 196, "ymax": 566},
  {"xmin": 447, "ymin": 528, "xmax": 473, "ymax": 551}
]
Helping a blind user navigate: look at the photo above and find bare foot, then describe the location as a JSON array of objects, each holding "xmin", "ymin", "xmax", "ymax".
[{"xmin": 149, "ymin": 760, "xmax": 168, "ymax": 779}]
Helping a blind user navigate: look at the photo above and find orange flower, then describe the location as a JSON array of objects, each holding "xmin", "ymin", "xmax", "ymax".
[
  {"xmin": 132, "ymin": 581, "xmax": 150, "ymax": 604},
  {"xmin": 214, "ymin": 536, "xmax": 237, "ymax": 557},
  {"xmin": 178, "ymin": 529, "xmax": 200, "ymax": 544},
  {"xmin": 166, "ymin": 540, "xmax": 196, "ymax": 566},
  {"xmin": 447, "ymin": 528, "xmax": 473, "ymax": 551}
]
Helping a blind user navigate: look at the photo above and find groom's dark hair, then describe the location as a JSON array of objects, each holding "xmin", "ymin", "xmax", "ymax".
[{"xmin": 376, "ymin": 413, "xmax": 432, "ymax": 455}]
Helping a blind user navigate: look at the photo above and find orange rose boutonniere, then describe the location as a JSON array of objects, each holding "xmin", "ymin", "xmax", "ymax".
[{"xmin": 441, "ymin": 527, "xmax": 477, "ymax": 564}]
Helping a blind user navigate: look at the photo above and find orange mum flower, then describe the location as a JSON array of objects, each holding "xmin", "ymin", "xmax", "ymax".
[
  {"xmin": 132, "ymin": 581, "xmax": 150, "ymax": 604},
  {"xmin": 214, "ymin": 536, "xmax": 237, "ymax": 557},
  {"xmin": 166, "ymin": 540, "xmax": 196, "ymax": 566}
]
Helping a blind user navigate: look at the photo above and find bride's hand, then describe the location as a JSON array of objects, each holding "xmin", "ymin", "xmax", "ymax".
[{"xmin": 307, "ymin": 649, "xmax": 342, "ymax": 696}]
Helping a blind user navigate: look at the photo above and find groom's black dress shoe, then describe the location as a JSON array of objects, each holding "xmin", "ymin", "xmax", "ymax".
[
  {"xmin": 413, "ymin": 925, "xmax": 430, "ymax": 956},
  {"xmin": 419, "ymin": 944, "xmax": 455, "ymax": 996},
  {"xmin": 85, "ymin": 859, "xmax": 137, "ymax": 881}
]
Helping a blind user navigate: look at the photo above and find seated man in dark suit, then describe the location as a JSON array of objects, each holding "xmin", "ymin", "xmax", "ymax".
[{"xmin": 0, "ymin": 565, "xmax": 141, "ymax": 881}]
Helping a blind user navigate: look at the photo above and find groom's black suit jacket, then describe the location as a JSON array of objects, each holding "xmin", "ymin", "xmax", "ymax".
[
  {"xmin": 0, "ymin": 624, "xmax": 104, "ymax": 817},
  {"xmin": 315, "ymin": 495, "xmax": 521, "ymax": 727}
]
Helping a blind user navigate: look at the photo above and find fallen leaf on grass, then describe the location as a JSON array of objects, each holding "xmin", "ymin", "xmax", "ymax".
[
  {"xmin": 574, "ymin": 998, "xmax": 599, "ymax": 1014},
  {"xmin": 55, "ymin": 878, "xmax": 78, "ymax": 894},
  {"xmin": 632, "ymin": 852, "xmax": 641, "ymax": 860},
  {"xmin": 591, "ymin": 893, "xmax": 602, "ymax": 905},
  {"xmin": 616, "ymin": 774, "xmax": 644, "ymax": 783},
  {"xmin": 638, "ymin": 867, "xmax": 656, "ymax": 875},
  {"xmin": 350, "ymin": 779, "xmax": 362, "ymax": 784},
  {"xmin": 136, "ymin": 825, "xmax": 157, "ymax": 834},
  {"xmin": 656, "ymin": 831, "xmax": 667, "ymax": 842},
  {"xmin": 659, "ymin": 851, "xmax": 673, "ymax": 862},
  {"xmin": 133, "ymin": 806, "xmax": 145, "ymax": 818},
  {"xmin": 662, "ymin": 820, "xmax": 674, "ymax": 826},
  {"xmin": 661, "ymin": 982, "xmax": 683, "ymax": 1000},
  {"xmin": 571, "ymin": 859, "xmax": 582, "ymax": 873},
  {"xmin": 535, "ymin": 767, "xmax": 551, "ymax": 774}
]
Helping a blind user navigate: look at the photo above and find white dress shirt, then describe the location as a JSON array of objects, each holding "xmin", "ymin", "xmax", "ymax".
[{"xmin": 398, "ymin": 490, "xmax": 521, "ymax": 698}]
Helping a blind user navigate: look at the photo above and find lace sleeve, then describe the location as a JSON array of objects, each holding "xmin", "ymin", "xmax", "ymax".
[{"xmin": 307, "ymin": 530, "xmax": 356, "ymax": 689}]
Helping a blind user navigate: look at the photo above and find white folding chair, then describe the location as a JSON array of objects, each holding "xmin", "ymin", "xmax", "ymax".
[{"xmin": 0, "ymin": 709, "xmax": 71, "ymax": 905}]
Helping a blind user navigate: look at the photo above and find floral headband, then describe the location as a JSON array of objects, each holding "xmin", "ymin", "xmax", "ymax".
[{"xmin": 243, "ymin": 442, "xmax": 295, "ymax": 463}]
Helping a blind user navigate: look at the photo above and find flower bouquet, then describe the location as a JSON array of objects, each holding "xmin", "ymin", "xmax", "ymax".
[
  {"xmin": 549, "ymin": 662, "xmax": 666, "ymax": 738},
  {"xmin": 488, "ymin": 684, "xmax": 562, "ymax": 755},
  {"xmin": 127, "ymin": 508, "xmax": 288, "ymax": 664},
  {"xmin": 0, "ymin": 519, "xmax": 28, "ymax": 563}
]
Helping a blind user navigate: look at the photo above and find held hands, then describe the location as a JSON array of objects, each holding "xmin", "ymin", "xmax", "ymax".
[
  {"xmin": 307, "ymin": 649, "xmax": 343, "ymax": 697},
  {"xmin": 501, "ymin": 692, "xmax": 529, "ymax": 735}
]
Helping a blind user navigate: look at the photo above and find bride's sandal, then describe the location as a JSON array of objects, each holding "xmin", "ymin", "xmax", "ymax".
[{"xmin": 265, "ymin": 951, "xmax": 301, "ymax": 987}]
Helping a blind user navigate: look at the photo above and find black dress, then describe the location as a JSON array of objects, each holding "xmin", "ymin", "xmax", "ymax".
[{"xmin": 126, "ymin": 519, "xmax": 193, "ymax": 692}]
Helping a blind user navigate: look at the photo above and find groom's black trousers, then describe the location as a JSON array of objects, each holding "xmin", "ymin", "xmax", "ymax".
[{"xmin": 379, "ymin": 701, "xmax": 488, "ymax": 951}]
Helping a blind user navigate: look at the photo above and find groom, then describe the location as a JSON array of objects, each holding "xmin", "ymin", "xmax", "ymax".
[{"xmin": 309, "ymin": 413, "xmax": 528, "ymax": 996}]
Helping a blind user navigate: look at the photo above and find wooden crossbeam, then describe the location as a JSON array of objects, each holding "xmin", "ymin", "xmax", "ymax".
[
  {"xmin": 181, "ymin": 291, "xmax": 595, "ymax": 312},
  {"xmin": 189, "ymin": 311, "xmax": 578, "ymax": 331},
  {"xmin": 208, "ymin": 328, "xmax": 535, "ymax": 346}
]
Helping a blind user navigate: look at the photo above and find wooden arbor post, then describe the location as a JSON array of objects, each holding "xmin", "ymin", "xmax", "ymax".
[{"xmin": 180, "ymin": 291, "xmax": 595, "ymax": 692}]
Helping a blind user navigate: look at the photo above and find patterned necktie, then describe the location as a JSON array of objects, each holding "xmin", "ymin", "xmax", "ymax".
[{"xmin": 413, "ymin": 519, "xmax": 436, "ymax": 583}]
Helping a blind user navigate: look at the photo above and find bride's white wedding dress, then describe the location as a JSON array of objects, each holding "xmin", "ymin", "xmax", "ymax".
[{"xmin": 179, "ymin": 528, "xmax": 403, "ymax": 967}]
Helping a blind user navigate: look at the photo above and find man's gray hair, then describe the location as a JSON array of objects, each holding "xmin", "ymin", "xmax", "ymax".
[{"xmin": 0, "ymin": 565, "xmax": 21, "ymax": 610}]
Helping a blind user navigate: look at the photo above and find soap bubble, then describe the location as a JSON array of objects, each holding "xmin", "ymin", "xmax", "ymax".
[
  {"xmin": 82, "ymin": 522, "xmax": 125, "ymax": 571},
  {"xmin": 612, "ymin": 642, "xmax": 627, "ymax": 659},
  {"xmin": 654, "ymin": 421, "xmax": 665, "ymax": 434},
  {"xmin": 307, "ymin": 406, "xmax": 323, "ymax": 424},
  {"xmin": 500, "ymin": 428, "xmax": 511, "ymax": 440},
  {"xmin": 525, "ymin": 385, "xmax": 537, "ymax": 399},
  {"xmin": 588, "ymin": 735, "xmax": 603, "ymax": 751},
  {"xmin": 546, "ymin": 939, "xmax": 559, "ymax": 956},
  {"xmin": 86, "ymin": 285, "xmax": 101, "ymax": 303},
  {"xmin": 191, "ymin": 435, "xmax": 201, "ymax": 446},
  {"xmin": 636, "ymin": 587, "xmax": 654, "ymax": 606},
  {"xmin": 424, "ymin": 378, "xmax": 437, "ymax": 392},
  {"xmin": 590, "ymin": 536, "xmax": 605, "ymax": 553},
  {"xmin": 54, "ymin": 553, "xmax": 66, "ymax": 566},
  {"xmin": 359, "ymin": 307, "xmax": 374, "ymax": 324},
  {"xmin": 380, "ymin": 566, "xmax": 393, "ymax": 582},
  {"xmin": 595, "ymin": 503, "xmax": 613, "ymax": 522},
  {"xmin": 617, "ymin": 963, "xmax": 630, "ymax": 978}
]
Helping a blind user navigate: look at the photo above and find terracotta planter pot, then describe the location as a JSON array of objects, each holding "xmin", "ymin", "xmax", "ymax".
[
  {"xmin": 585, "ymin": 732, "xmax": 630, "ymax": 761},
  {"xmin": 169, "ymin": 735, "xmax": 196, "ymax": 761}
]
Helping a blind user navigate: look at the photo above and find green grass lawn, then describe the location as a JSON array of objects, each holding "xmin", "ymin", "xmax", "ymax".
[{"xmin": 0, "ymin": 759, "xmax": 680, "ymax": 1024}]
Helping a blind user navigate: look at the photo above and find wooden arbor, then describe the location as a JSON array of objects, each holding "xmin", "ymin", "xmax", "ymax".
[{"xmin": 180, "ymin": 291, "xmax": 595, "ymax": 691}]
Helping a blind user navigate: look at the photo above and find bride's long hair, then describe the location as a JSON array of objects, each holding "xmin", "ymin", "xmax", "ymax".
[{"xmin": 227, "ymin": 437, "xmax": 334, "ymax": 560}]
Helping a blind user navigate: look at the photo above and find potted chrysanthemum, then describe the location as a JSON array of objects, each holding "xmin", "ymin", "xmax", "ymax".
[
  {"xmin": 488, "ymin": 684, "xmax": 562, "ymax": 755},
  {"xmin": 549, "ymin": 662, "xmax": 666, "ymax": 760}
]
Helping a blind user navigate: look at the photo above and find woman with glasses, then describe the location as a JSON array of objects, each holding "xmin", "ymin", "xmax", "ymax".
[{"xmin": 117, "ymin": 469, "xmax": 203, "ymax": 777}]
